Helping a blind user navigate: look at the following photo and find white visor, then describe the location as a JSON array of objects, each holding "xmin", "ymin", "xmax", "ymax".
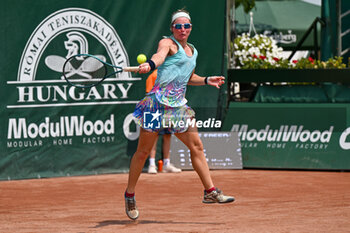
[{"xmin": 171, "ymin": 12, "xmax": 191, "ymax": 23}]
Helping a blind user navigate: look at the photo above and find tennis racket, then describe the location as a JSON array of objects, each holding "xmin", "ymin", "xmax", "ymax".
[{"xmin": 62, "ymin": 54, "xmax": 139, "ymax": 88}]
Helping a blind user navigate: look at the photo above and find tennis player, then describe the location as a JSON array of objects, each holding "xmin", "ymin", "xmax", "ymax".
[{"xmin": 125, "ymin": 9, "xmax": 234, "ymax": 220}]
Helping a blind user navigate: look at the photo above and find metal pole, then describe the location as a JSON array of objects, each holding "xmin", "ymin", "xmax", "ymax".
[
  {"xmin": 229, "ymin": 0, "xmax": 235, "ymax": 68},
  {"xmin": 288, "ymin": 18, "xmax": 319, "ymax": 60},
  {"xmin": 314, "ymin": 23, "xmax": 319, "ymax": 60},
  {"xmin": 217, "ymin": 0, "xmax": 230, "ymax": 120},
  {"xmin": 227, "ymin": 0, "xmax": 233, "ymax": 68},
  {"xmin": 336, "ymin": 0, "xmax": 341, "ymax": 56}
]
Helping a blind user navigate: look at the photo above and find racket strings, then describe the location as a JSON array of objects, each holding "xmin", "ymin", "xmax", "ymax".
[
  {"xmin": 62, "ymin": 54, "xmax": 126, "ymax": 88},
  {"xmin": 63, "ymin": 55, "xmax": 107, "ymax": 80}
]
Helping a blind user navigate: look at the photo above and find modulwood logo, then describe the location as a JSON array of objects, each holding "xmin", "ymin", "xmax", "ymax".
[
  {"xmin": 231, "ymin": 124, "xmax": 333, "ymax": 143},
  {"xmin": 232, "ymin": 124, "xmax": 350, "ymax": 151},
  {"xmin": 8, "ymin": 115, "xmax": 115, "ymax": 139}
]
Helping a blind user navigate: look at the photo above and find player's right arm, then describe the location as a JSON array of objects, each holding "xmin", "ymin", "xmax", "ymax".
[
  {"xmin": 138, "ymin": 38, "xmax": 172, "ymax": 73},
  {"xmin": 151, "ymin": 39, "xmax": 173, "ymax": 66}
]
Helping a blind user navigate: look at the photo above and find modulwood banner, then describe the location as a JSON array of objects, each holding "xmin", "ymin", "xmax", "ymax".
[{"xmin": 222, "ymin": 103, "xmax": 350, "ymax": 170}]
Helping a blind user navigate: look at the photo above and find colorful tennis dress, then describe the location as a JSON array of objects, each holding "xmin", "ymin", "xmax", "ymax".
[{"xmin": 133, "ymin": 35, "xmax": 198, "ymax": 133}]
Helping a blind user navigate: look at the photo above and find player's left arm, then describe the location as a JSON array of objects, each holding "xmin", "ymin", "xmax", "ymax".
[{"xmin": 188, "ymin": 72, "xmax": 225, "ymax": 89}]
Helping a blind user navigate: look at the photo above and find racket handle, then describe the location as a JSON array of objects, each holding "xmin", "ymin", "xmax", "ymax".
[{"xmin": 123, "ymin": 66, "xmax": 140, "ymax": 72}]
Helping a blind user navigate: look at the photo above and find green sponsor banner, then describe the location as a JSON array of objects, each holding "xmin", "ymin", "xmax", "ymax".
[
  {"xmin": 1, "ymin": 0, "xmax": 225, "ymax": 180},
  {"xmin": 222, "ymin": 103, "xmax": 350, "ymax": 170}
]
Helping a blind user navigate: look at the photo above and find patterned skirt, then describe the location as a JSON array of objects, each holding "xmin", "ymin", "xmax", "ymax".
[{"xmin": 133, "ymin": 94, "xmax": 195, "ymax": 133}]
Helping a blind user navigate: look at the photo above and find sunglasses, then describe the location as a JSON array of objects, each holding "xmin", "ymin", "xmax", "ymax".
[{"xmin": 172, "ymin": 23, "xmax": 192, "ymax": 29}]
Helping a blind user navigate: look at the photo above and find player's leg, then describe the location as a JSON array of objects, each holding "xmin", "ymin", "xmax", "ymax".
[
  {"xmin": 174, "ymin": 126, "xmax": 213, "ymax": 189},
  {"xmin": 174, "ymin": 126, "xmax": 234, "ymax": 204},
  {"xmin": 127, "ymin": 128, "xmax": 158, "ymax": 193},
  {"xmin": 125, "ymin": 128, "xmax": 158, "ymax": 220}
]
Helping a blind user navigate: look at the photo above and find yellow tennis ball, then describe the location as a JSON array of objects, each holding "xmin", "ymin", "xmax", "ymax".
[{"xmin": 137, "ymin": 54, "xmax": 147, "ymax": 64}]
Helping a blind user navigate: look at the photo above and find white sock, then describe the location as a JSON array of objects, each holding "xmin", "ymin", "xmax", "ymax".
[
  {"xmin": 149, "ymin": 158, "xmax": 156, "ymax": 166},
  {"xmin": 163, "ymin": 158, "xmax": 170, "ymax": 166}
]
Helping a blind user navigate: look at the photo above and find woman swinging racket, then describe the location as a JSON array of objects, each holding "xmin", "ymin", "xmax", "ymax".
[{"xmin": 125, "ymin": 9, "xmax": 235, "ymax": 220}]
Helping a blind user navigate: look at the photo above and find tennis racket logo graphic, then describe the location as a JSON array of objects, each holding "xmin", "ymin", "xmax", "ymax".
[
  {"xmin": 45, "ymin": 55, "xmax": 106, "ymax": 79},
  {"xmin": 45, "ymin": 31, "xmax": 106, "ymax": 79}
]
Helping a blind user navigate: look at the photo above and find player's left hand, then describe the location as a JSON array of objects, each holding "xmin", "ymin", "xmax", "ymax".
[{"xmin": 208, "ymin": 76, "xmax": 225, "ymax": 89}]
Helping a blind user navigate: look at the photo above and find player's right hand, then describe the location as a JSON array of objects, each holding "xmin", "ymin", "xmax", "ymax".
[{"xmin": 138, "ymin": 62, "xmax": 151, "ymax": 73}]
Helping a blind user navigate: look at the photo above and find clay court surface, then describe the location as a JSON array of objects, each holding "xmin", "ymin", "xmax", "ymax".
[{"xmin": 0, "ymin": 170, "xmax": 349, "ymax": 233}]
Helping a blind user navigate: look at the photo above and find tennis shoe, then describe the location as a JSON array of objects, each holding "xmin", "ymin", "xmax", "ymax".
[
  {"xmin": 202, "ymin": 188, "xmax": 235, "ymax": 204},
  {"xmin": 162, "ymin": 163, "xmax": 182, "ymax": 173},
  {"xmin": 148, "ymin": 165, "xmax": 157, "ymax": 174},
  {"xmin": 125, "ymin": 196, "xmax": 139, "ymax": 220}
]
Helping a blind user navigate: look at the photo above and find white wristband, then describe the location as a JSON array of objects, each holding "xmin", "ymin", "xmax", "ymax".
[{"xmin": 205, "ymin": 76, "xmax": 212, "ymax": 85}]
